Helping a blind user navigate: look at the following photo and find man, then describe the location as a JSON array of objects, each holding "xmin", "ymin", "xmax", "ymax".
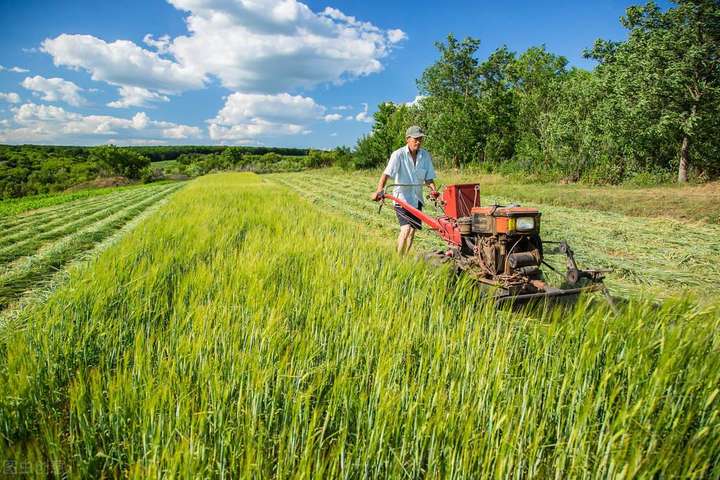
[{"xmin": 371, "ymin": 125, "xmax": 438, "ymax": 255}]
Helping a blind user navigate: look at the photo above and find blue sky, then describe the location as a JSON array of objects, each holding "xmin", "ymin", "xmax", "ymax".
[{"xmin": 0, "ymin": 0, "xmax": 672, "ymax": 149}]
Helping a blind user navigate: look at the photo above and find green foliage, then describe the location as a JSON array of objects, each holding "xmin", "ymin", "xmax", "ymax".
[
  {"xmin": 0, "ymin": 145, "xmax": 98, "ymax": 199},
  {"xmin": 90, "ymin": 145, "xmax": 150, "ymax": 179},
  {"xmin": 417, "ymin": 35, "xmax": 486, "ymax": 168},
  {"xmin": 0, "ymin": 145, "xmax": 324, "ymax": 200},
  {"xmin": 585, "ymin": 0, "xmax": 720, "ymax": 182},
  {"xmin": 356, "ymin": 1, "xmax": 719, "ymax": 184}
]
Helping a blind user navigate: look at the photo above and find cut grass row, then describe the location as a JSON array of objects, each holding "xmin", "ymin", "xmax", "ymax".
[
  {"xmin": 0, "ymin": 187, "xmax": 158, "ymax": 251},
  {"xmin": 269, "ymin": 170, "xmax": 720, "ymax": 301},
  {"xmin": 0, "ymin": 181, "xmax": 181, "ymax": 219},
  {"xmin": 0, "ymin": 172, "xmax": 717, "ymax": 477},
  {"xmin": 0, "ymin": 183, "xmax": 169, "ymax": 234},
  {"xmin": 0, "ymin": 183, "xmax": 184, "ymax": 311}
]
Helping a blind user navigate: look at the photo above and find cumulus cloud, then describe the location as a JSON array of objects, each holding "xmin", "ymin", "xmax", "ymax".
[
  {"xmin": 170, "ymin": 1, "xmax": 404, "ymax": 92},
  {"xmin": 333, "ymin": 104, "xmax": 352, "ymax": 110},
  {"xmin": 208, "ymin": 92, "xmax": 326, "ymax": 141},
  {"xmin": 39, "ymin": 1, "xmax": 405, "ymax": 98},
  {"xmin": 41, "ymin": 34, "xmax": 206, "ymax": 93},
  {"xmin": 107, "ymin": 86, "xmax": 170, "ymax": 108},
  {"xmin": 21, "ymin": 75, "xmax": 87, "ymax": 106},
  {"xmin": 355, "ymin": 102, "xmax": 373, "ymax": 123},
  {"xmin": 0, "ymin": 102, "xmax": 202, "ymax": 143},
  {"xmin": 0, "ymin": 64, "xmax": 29, "ymax": 73},
  {"xmin": 0, "ymin": 92, "xmax": 21, "ymax": 104},
  {"xmin": 162, "ymin": 124, "xmax": 202, "ymax": 139},
  {"xmin": 323, "ymin": 113, "xmax": 342, "ymax": 122}
]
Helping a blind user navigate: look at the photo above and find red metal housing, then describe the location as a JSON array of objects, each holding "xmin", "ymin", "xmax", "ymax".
[{"xmin": 442, "ymin": 184, "xmax": 481, "ymax": 219}]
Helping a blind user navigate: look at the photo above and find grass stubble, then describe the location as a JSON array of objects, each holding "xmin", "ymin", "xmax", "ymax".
[{"xmin": 0, "ymin": 173, "xmax": 718, "ymax": 478}]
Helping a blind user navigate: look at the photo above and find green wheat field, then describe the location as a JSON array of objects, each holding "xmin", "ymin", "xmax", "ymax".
[{"xmin": 0, "ymin": 173, "xmax": 718, "ymax": 478}]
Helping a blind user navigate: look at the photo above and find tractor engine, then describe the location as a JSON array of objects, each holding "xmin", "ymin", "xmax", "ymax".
[{"xmin": 442, "ymin": 185, "xmax": 544, "ymax": 286}]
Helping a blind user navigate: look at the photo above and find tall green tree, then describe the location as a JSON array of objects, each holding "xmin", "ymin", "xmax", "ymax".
[
  {"xmin": 417, "ymin": 35, "xmax": 485, "ymax": 168},
  {"xmin": 477, "ymin": 46, "xmax": 518, "ymax": 163},
  {"xmin": 90, "ymin": 145, "xmax": 150, "ymax": 179},
  {"xmin": 508, "ymin": 46, "xmax": 569, "ymax": 168},
  {"xmin": 587, "ymin": 0, "xmax": 720, "ymax": 182}
]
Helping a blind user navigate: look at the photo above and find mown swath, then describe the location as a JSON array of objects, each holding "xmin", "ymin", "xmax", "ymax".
[
  {"xmin": 0, "ymin": 183, "xmax": 183, "ymax": 310},
  {"xmin": 0, "ymin": 188, "xmax": 155, "ymax": 251},
  {"xmin": 0, "ymin": 190, "xmax": 138, "ymax": 237}
]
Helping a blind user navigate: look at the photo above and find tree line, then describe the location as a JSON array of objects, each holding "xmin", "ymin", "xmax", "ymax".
[
  {"xmin": 0, "ymin": 145, "xmax": 324, "ymax": 199},
  {"xmin": 354, "ymin": 1, "xmax": 719, "ymax": 184}
]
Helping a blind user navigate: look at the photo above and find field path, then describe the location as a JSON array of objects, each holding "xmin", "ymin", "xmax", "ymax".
[{"xmin": 269, "ymin": 170, "xmax": 720, "ymax": 300}]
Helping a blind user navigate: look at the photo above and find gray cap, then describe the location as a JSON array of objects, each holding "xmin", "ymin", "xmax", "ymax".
[{"xmin": 405, "ymin": 125, "xmax": 425, "ymax": 138}]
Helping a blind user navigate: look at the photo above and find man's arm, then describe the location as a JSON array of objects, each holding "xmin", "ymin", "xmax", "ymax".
[
  {"xmin": 372, "ymin": 151, "xmax": 397, "ymax": 201},
  {"xmin": 371, "ymin": 173, "xmax": 390, "ymax": 201},
  {"xmin": 425, "ymin": 178, "xmax": 439, "ymax": 199},
  {"xmin": 424, "ymin": 153, "xmax": 438, "ymax": 197}
]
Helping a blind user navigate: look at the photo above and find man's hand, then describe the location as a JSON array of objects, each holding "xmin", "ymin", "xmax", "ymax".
[
  {"xmin": 371, "ymin": 190, "xmax": 384, "ymax": 201},
  {"xmin": 429, "ymin": 190, "xmax": 440, "ymax": 200}
]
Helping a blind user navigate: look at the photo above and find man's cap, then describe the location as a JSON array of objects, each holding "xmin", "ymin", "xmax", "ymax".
[{"xmin": 405, "ymin": 125, "xmax": 425, "ymax": 138}]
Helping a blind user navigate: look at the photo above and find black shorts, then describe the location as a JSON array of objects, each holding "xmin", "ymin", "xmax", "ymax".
[{"xmin": 395, "ymin": 202, "xmax": 423, "ymax": 230}]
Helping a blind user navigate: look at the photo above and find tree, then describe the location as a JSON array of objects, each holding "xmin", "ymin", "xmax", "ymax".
[
  {"xmin": 587, "ymin": 0, "xmax": 720, "ymax": 182},
  {"xmin": 417, "ymin": 35, "xmax": 485, "ymax": 168},
  {"xmin": 90, "ymin": 145, "xmax": 150, "ymax": 179},
  {"xmin": 508, "ymin": 46, "xmax": 569, "ymax": 167},
  {"xmin": 477, "ymin": 46, "xmax": 518, "ymax": 163}
]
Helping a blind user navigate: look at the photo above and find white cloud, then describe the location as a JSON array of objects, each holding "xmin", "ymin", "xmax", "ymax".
[
  {"xmin": 387, "ymin": 29, "xmax": 407, "ymax": 44},
  {"xmin": 143, "ymin": 34, "xmax": 172, "ymax": 55},
  {"xmin": 333, "ymin": 104, "xmax": 352, "ymax": 110},
  {"xmin": 107, "ymin": 86, "xmax": 170, "ymax": 108},
  {"xmin": 355, "ymin": 102, "xmax": 372, "ymax": 123},
  {"xmin": 330, "ymin": 132, "xmax": 338, "ymax": 136},
  {"xmin": 323, "ymin": 113, "xmax": 342, "ymax": 122},
  {"xmin": 41, "ymin": 34, "xmax": 206, "ymax": 93},
  {"xmin": 0, "ymin": 92, "xmax": 21, "ymax": 104},
  {"xmin": 208, "ymin": 91, "xmax": 326, "ymax": 141},
  {"xmin": 162, "ymin": 124, "xmax": 202, "ymax": 139},
  {"xmin": 21, "ymin": 75, "xmax": 87, "ymax": 106},
  {"xmin": 0, "ymin": 64, "xmax": 29, "ymax": 73},
  {"xmin": 168, "ymin": 0, "xmax": 405, "ymax": 92},
  {"xmin": 38, "ymin": 1, "xmax": 404, "ymax": 105},
  {"xmin": 0, "ymin": 102, "xmax": 201, "ymax": 143}
]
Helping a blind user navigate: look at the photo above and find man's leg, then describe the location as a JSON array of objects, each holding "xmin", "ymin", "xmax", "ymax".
[
  {"xmin": 397, "ymin": 225, "xmax": 414, "ymax": 255},
  {"xmin": 405, "ymin": 227, "xmax": 417, "ymax": 253}
]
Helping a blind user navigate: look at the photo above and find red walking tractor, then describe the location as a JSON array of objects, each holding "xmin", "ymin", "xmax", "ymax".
[{"xmin": 377, "ymin": 183, "xmax": 612, "ymax": 304}]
